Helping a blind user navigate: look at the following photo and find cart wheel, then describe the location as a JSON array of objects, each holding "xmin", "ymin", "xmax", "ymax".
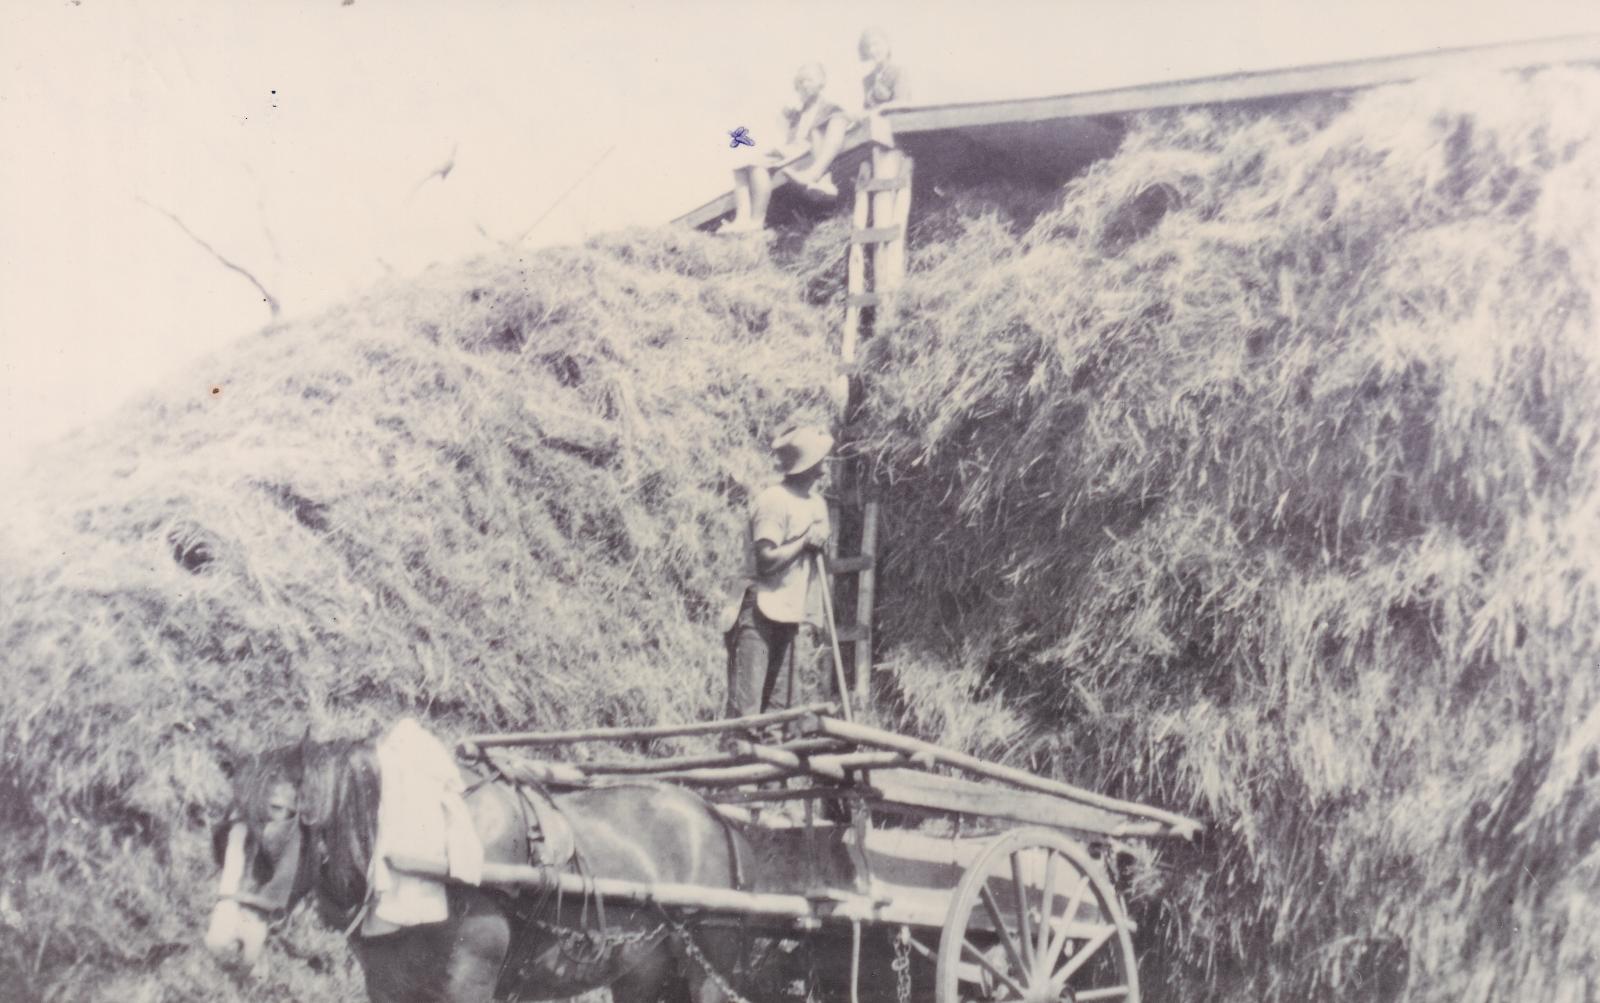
[{"xmin": 935, "ymin": 827, "xmax": 1139, "ymax": 1003}]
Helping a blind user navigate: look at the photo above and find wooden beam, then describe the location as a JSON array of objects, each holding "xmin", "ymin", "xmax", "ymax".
[
  {"xmin": 814, "ymin": 717, "xmax": 1202, "ymax": 838},
  {"xmin": 829, "ymin": 553, "xmax": 874, "ymax": 574},
  {"xmin": 882, "ymin": 33, "xmax": 1600, "ymax": 134},
  {"xmin": 854, "ymin": 500, "xmax": 880, "ymax": 705},
  {"xmin": 833, "ymin": 623, "xmax": 870, "ymax": 644},
  {"xmin": 850, "ymin": 225, "xmax": 904, "ymax": 244},
  {"xmin": 580, "ymin": 749, "xmax": 752, "ymax": 775},
  {"xmin": 672, "ymin": 124, "xmax": 882, "ymax": 229},
  {"xmin": 878, "ymin": 157, "xmax": 913, "ymax": 329},
  {"xmin": 838, "ymin": 159, "xmax": 872, "ymax": 410},
  {"xmin": 391, "ymin": 854, "xmax": 831, "ymax": 922},
  {"xmin": 581, "ymin": 737, "xmax": 846, "ymax": 775},
  {"xmin": 735, "ymin": 742, "xmax": 907, "ymax": 781},
  {"xmin": 645, "ymin": 763, "xmax": 793, "ymax": 787},
  {"xmin": 737, "ymin": 741, "xmax": 839, "ymax": 778},
  {"xmin": 861, "ymin": 769, "xmax": 1133, "ymax": 837},
  {"xmin": 480, "ymin": 752, "xmax": 589, "ymax": 786},
  {"xmin": 461, "ymin": 703, "xmax": 833, "ymax": 750},
  {"xmin": 708, "ymin": 785, "xmax": 867, "ymax": 806},
  {"xmin": 868, "ymin": 150, "xmax": 908, "ymax": 331},
  {"xmin": 389, "ymin": 852, "xmax": 950, "ymax": 930}
]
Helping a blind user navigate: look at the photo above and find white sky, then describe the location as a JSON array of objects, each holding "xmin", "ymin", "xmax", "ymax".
[{"xmin": 3, "ymin": 0, "xmax": 1598, "ymax": 472}]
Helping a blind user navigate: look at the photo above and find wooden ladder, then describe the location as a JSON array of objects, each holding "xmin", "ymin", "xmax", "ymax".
[{"xmin": 829, "ymin": 137, "xmax": 913, "ymax": 709}]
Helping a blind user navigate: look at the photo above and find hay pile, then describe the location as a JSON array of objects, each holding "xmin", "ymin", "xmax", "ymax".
[
  {"xmin": 862, "ymin": 68, "xmax": 1600, "ymax": 1001},
  {"xmin": 4, "ymin": 60, "xmax": 1597, "ymax": 1003},
  {"xmin": 0, "ymin": 229, "xmax": 835, "ymax": 999}
]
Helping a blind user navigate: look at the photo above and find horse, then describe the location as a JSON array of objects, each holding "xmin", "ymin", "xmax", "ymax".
[{"xmin": 203, "ymin": 737, "xmax": 757, "ymax": 1003}]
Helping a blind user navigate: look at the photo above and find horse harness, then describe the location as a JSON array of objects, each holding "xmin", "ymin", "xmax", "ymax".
[
  {"xmin": 469, "ymin": 756, "xmax": 667, "ymax": 968},
  {"xmin": 470, "ymin": 763, "xmax": 765, "ymax": 1002}
]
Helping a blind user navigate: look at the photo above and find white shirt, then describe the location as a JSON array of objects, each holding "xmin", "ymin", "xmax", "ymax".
[{"xmin": 746, "ymin": 482, "xmax": 830, "ymax": 624}]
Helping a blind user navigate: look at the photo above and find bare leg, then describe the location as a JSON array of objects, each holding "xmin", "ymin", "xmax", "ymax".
[
  {"xmin": 722, "ymin": 166, "xmax": 774, "ymax": 233},
  {"xmin": 748, "ymin": 166, "xmax": 774, "ymax": 227},
  {"xmin": 791, "ymin": 118, "xmax": 849, "ymax": 185},
  {"xmin": 811, "ymin": 118, "xmax": 849, "ymax": 177},
  {"xmin": 730, "ymin": 167, "xmax": 754, "ymax": 225}
]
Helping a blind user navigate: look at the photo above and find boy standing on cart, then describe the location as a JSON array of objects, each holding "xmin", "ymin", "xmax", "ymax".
[{"xmin": 721, "ymin": 425, "xmax": 834, "ymax": 725}]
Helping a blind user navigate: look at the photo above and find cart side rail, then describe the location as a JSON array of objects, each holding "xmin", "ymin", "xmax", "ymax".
[
  {"xmin": 456, "ymin": 707, "xmax": 1202, "ymax": 841},
  {"xmin": 811, "ymin": 717, "xmax": 1202, "ymax": 839}
]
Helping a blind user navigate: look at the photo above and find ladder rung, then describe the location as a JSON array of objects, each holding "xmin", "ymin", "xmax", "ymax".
[
  {"xmin": 831, "ymin": 555, "xmax": 874, "ymax": 574},
  {"xmin": 845, "ymin": 292, "xmax": 882, "ymax": 308},
  {"xmin": 858, "ymin": 177, "xmax": 909, "ymax": 193},
  {"xmin": 835, "ymin": 624, "xmax": 871, "ymax": 644},
  {"xmin": 851, "ymin": 225, "xmax": 903, "ymax": 245}
]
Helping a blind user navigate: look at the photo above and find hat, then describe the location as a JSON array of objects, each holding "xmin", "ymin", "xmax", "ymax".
[{"xmin": 772, "ymin": 425, "xmax": 834, "ymax": 475}]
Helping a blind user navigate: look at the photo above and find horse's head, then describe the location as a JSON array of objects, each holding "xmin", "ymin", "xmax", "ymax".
[
  {"xmin": 203, "ymin": 738, "xmax": 378, "ymax": 971},
  {"xmin": 204, "ymin": 744, "xmax": 311, "ymax": 970}
]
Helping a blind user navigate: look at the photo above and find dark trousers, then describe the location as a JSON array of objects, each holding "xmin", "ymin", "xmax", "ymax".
[{"xmin": 724, "ymin": 590, "xmax": 799, "ymax": 720}]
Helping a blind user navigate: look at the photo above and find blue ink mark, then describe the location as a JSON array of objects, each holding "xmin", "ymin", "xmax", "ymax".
[{"xmin": 728, "ymin": 126, "xmax": 755, "ymax": 150}]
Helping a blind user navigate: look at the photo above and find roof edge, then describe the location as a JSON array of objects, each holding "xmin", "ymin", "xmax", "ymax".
[{"xmin": 672, "ymin": 32, "xmax": 1600, "ymax": 229}]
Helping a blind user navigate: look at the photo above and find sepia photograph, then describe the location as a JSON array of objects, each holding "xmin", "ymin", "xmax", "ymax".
[{"xmin": 2, "ymin": 2, "xmax": 1599, "ymax": 1001}]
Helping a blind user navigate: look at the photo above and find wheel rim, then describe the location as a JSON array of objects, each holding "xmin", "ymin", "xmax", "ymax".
[{"xmin": 935, "ymin": 827, "xmax": 1139, "ymax": 1003}]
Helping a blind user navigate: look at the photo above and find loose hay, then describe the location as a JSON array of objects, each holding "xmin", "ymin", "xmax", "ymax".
[
  {"xmin": 3, "ymin": 65, "xmax": 1598, "ymax": 1003},
  {"xmin": 862, "ymin": 68, "xmax": 1600, "ymax": 1002},
  {"xmin": 0, "ymin": 228, "xmax": 835, "ymax": 999}
]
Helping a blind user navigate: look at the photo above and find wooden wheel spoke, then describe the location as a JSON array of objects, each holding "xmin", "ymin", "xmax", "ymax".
[
  {"xmin": 1034, "ymin": 850, "xmax": 1057, "ymax": 970},
  {"xmin": 979, "ymin": 883, "xmax": 1029, "ymax": 979},
  {"xmin": 1042, "ymin": 873, "xmax": 1088, "ymax": 972},
  {"xmin": 1010, "ymin": 851, "xmax": 1035, "ymax": 970},
  {"xmin": 960, "ymin": 938, "xmax": 1028, "ymax": 999},
  {"xmin": 937, "ymin": 829, "xmax": 1140, "ymax": 1003},
  {"xmin": 1075, "ymin": 987, "xmax": 1132, "ymax": 1001},
  {"xmin": 1050, "ymin": 925, "xmax": 1118, "ymax": 993}
]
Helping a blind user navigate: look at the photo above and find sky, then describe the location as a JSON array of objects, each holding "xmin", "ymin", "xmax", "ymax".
[{"xmin": 3, "ymin": 0, "xmax": 1598, "ymax": 472}]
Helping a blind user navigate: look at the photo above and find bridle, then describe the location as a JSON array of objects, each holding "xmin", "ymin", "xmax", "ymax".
[{"xmin": 214, "ymin": 809, "xmax": 313, "ymax": 932}]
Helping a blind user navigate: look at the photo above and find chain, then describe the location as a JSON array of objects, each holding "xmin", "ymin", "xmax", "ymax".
[
  {"xmin": 526, "ymin": 914, "xmax": 666, "ymax": 966},
  {"xmin": 656, "ymin": 907, "xmax": 764, "ymax": 1003},
  {"xmin": 892, "ymin": 926, "xmax": 913, "ymax": 1003}
]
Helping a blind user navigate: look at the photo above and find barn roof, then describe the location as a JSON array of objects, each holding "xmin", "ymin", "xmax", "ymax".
[{"xmin": 672, "ymin": 32, "xmax": 1600, "ymax": 231}]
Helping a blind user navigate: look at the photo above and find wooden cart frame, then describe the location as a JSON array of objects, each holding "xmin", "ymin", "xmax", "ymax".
[{"xmin": 395, "ymin": 704, "xmax": 1200, "ymax": 1003}]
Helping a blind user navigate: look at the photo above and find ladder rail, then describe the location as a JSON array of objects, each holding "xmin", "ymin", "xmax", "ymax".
[{"xmin": 831, "ymin": 146, "xmax": 912, "ymax": 708}]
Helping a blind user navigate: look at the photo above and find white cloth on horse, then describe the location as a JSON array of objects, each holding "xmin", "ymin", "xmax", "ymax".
[{"xmin": 364, "ymin": 717, "xmax": 485, "ymax": 935}]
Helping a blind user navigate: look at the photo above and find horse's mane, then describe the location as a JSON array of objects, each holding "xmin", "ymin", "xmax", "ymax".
[
  {"xmin": 233, "ymin": 737, "xmax": 382, "ymax": 914},
  {"xmin": 232, "ymin": 745, "xmax": 299, "ymax": 822}
]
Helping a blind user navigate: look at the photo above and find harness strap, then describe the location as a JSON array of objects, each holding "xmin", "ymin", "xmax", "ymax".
[
  {"xmin": 710, "ymin": 805, "xmax": 748, "ymax": 892},
  {"xmin": 342, "ymin": 894, "xmax": 374, "ymax": 939},
  {"xmin": 218, "ymin": 890, "xmax": 287, "ymax": 911},
  {"xmin": 492, "ymin": 764, "xmax": 606, "ymax": 937},
  {"xmin": 570, "ymin": 844, "xmax": 607, "ymax": 932}
]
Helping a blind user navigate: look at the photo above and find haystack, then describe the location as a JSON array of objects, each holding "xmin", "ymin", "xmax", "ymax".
[
  {"xmin": 3, "ymin": 60, "xmax": 1597, "ymax": 1003},
  {"xmin": 862, "ymin": 68, "xmax": 1600, "ymax": 1002},
  {"xmin": 0, "ymin": 228, "xmax": 835, "ymax": 999}
]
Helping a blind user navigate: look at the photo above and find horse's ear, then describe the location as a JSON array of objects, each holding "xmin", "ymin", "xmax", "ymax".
[{"xmin": 295, "ymin": 724, "xmax": 315, "ymax": 774}]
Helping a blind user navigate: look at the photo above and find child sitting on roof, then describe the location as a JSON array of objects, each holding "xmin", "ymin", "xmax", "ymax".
[
  {"xmin": 719, "ymin": 63, "xmax": 849, "ymax": 235},
  {"xmin": 859, "ymin": 28, "xmax": 907, "ymax": 113},
  {"xmin": 858, "ymin": 28, "xmax": 908, "ymax": 146}
]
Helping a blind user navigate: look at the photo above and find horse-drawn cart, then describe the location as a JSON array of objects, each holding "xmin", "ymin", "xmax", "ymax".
[{"xmin": 409, "ymin": 703, "xmax": 1201, "ymax": 1003}]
